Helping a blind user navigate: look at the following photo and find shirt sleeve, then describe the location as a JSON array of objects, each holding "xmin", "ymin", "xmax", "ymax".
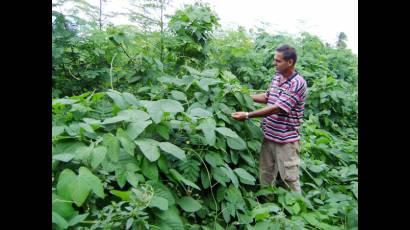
[{"xmin": 275, "ymin": 81, "xmax": 307, "ymax": 113}]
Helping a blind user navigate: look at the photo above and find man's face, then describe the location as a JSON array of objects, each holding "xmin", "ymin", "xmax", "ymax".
[{"xmin": 273, "ymin": 52, "xmax": 292, "ymax": 74}]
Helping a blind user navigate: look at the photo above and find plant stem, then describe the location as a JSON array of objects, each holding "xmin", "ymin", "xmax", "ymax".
[{"xmin": 110, "ymin": 53, "xmax": 118, "ymax": 90}]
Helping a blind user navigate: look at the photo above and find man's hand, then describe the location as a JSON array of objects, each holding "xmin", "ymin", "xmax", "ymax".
[{"xmin": 231, "ymin": 112, "xmax": 247, "ymax": 121}]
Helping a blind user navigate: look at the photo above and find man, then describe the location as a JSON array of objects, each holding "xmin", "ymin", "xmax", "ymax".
[{"xmin": 231, "ymin": 44, "xmax": 307, "ymax": 193}]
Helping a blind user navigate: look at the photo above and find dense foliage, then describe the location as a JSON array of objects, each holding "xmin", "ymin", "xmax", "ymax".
[{"xmin": 52, "ymin": 1, "xmax": 357, "ymax": 229}]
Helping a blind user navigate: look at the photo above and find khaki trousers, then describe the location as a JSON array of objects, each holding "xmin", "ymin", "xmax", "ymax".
[{"xmin": 259, "ymin": 139, "xmax": 301, "ymax": 193}]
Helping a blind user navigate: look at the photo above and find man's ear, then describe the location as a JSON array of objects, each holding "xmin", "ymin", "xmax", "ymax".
[{"xmin": 288, "ymin": 59, "xmax": 294, "ymax": 67}]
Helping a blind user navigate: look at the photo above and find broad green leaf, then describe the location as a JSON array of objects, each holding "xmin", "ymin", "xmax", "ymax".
[
  {"xmin": 140, "ymin": 100, "xmax": 163, "ymax": 123},
  {"xmin": 52, "ymin": 98, "xmax": 78, "ymax": 106},
  {"xmin": 220, "ymin": 166, "xmax": 239, "ymax": 188},
  {"xmin": 169, "ymin": 169, "xmax": 201, "ymax": 190},
  {"xmin": 126, "ymin": 218, "xmax": 134, "ymax": 230},
  {"xmin": 74, "ymin": 144, "xmax": 94, "ymax": 161},
  {"xmin": 171, "ymin": 90, "xmax": 187, "ymax": 101},
  {"xmin": 159, "ymin": 142, "xmax": 186, "ymax": 161},
  {"xmin": 204, "ymin": 151, "xmax": 224, "ymax": 168},
  {"xmin": 101, "ymin": 115, "xmax": 127, "ymax": 124},
  {"xmin": 57, "ymin": 169, "xmax": 77, "ymax": 200},
  {"xmin": 196, "ymin": 80, "xmax": 209, "ymax": 91},
  {"xmin": 234, "ymin": 168, "xmax": 256, "ymax": 185},
  {"xmin": 142, "ymin": 157, "xmax": 159, "ymax": 180},
  {"xmin": 126, "ymin": 120, "xmax": 152, "ymax": 139},
  {"xmin": 117, "ymin": 128, "xmax": 136, "ymax": 156},
  {"xmin": 52, "ymin": 193, "xmax": 76, "ymax": 219},
  {"xmin": 212, "ymin": 167, "xmax": 230, "ymax": 186},
  {"xmin": 122, "ymin": 92, "xmax": 139, "ymax": 105},
  {"xmin": 52, "ymin": 211, "xmax": 69, "ymax": 229},
  {"xmin": 291, "ymin": 202, "xmax": 301, "ymax": 214},
  {"xmin": 150, "ymin": 195, "xmax": 169, "ymax": 211},
  {"xmin": 216, "ymin": 127, "xmax": 240, "ymax": 138},
  {"xmin": 79, "ymin": 123, "xmax": 94, "ymax": 133},
  {"xmin": 189, "ymin": 108, "xmax": 212, "ymax": 117},
  {"xmin": 251, "ymin": 207, "xmax": 269, "ymax": 221},
  {"xmin": 135, "ymin": 138, "xmax": 160, "ymax": 162},
  {"xmin": 116, "ymin": 168, "xmax": 127, "ymax": 188},
  {"xmin": 177, "ymin": 196, "xmax": 202, "ymax": 212},
  {"xmin": 146, "ymin": 180, "xmax": 175, "ymax": 206},
  {"xmin": 126, "ymin": 171, "xmax": 139, "ymax": 187},
  {"xmin": 159, "ymin": 99, "xmax": 184, "ymax": 113},
  {"xmin": 69, "ymin": 176, "xmax": 91, "ymax": 207},
  {"xmin": 110, "ymin": 190, "xmax": 131, "ymax": 201},
  {"xmin": 118, "ymin": 109, "xmax": 150, "ymax": 122},
  {"xmin": 68, "ymin": 213, "xmax": 89, "ymax": 226},
  {"xmin": 197, "ymin": 118, "xmax": 216, "ymax": 146},
  {"xmin": 200, "ymin": 169, "xmax": 210, "ymax": 189},
  {"xmin": 52, "ymin": 126, "xmax": 65, "ymax": 137},
  {"xmin": 79, "ymin": 167, "xmax": 104, "ymax": 198},
  {"xmin": 154, "ymin": 206, "xmax": 184, "ymax": 230},
  {"xmin": 156, "ymin": 123, "xmax": 170, "ymax": 140},
  {"xmin": 227, "ymin": 136, "xmax": 247, "ymax": 150},
  {"xmin": 103, "ymin": 134, "xmax": 120, "ymax": 162},
  {"xmin": 106, "ymin": 90, "xmax": 126, "ymax": 109},
  {"xmin": 199, "ymin": 78, "xmax": 221, "ymax": 86},
  {"xmin": 90, "ymin": 146, "xmax": 107, "ymax": 169},
  {"xmin": 53, "ymin": 153, "xmax": 75, "ymax": 162}
]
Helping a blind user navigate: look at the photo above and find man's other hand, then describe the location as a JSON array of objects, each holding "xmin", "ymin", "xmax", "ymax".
[{"xmin": 231, "ymin": 112, "xmax": 247, "ymax": 121}]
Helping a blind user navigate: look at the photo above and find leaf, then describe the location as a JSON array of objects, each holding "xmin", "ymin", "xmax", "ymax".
[
  {"xmin": 52, "ymin": 211, "xmax": 69, "ymax": 229},
  {"xmin": 142, "ymin": 157, "xmax": 158, "ymax": 180},
  {"xmin": 227, "ymin": 137, "xmax": 247, "ymax": 150},
  {"xmin": 79, "ymin": 167, "xmax": 104, "ymax": 198},
  {"xmin": 53, "ymin": 153, "xmax": 75, "ymax": 162},
  {"xmin": 200, "ymin": 169, "xmax": 210, "ymax": 189},
  {"xmin": 118, "ymin": 109, "xmax": 150, "ymax": 122},
  {"xmin": 251, "ymin": 207, "xmax": 269, "ymax": 221},
  {"xmin": 52, "ymin": 194, "xmax": 76, "ymax": 219},
  {"xmin": 117, "ymin": 128, "xmax": 136, "ymax": 156},
  {"xmin": 156, "ymin": 123, "xmax": 170, "ymax": 140},
  {"xmin": 52, "ymin": 98, "xmax": 78, "ymax": 106},
  {"xmin": 220, "ymin": 166, "xmax": 239, "ymax": 188},
  {"xmin": 69, "ymin": 175, "xmax": 91, "ymax": 207},
  {"xmin": 126, "ymin": 171, "xmax": 139, "ymax": 187},
  {"xmin": 126, "ymin": 120, "xmax": 152, "ymax": 139},
  {"xmin": 150, "ymin": 195, "xmax": 169, "ymax": 211},
  {"xmin": 177, "ymin": 196, "xmax": 202, "ymax": 212},
  {"xmin": 159, "ymin": 99, "xmax": 184, "ymax": 113},
  {"xmin": 52, "ymin": 126, "xmax": 65, "ymax": 137},
  {"xmin": 122, "ymin": 92, "xmax": 139, "ymax": 105},
  {"xmin": 90, "ymin": 146, "xmax": 107, "ymax": 169},
  {"xmin": 292, "ymin": 202, "xmax": 301, "ymax": 214},
  {"xmin": 140, "ymin": 100, "xmax": 163, "ymax": 123},
  {"xmin": 197, "ymin": 118, "xmax": 216, "ymax": 146},
  {"xmin": 106, "ymin": 90, "xmax": 126, "ymax": 109},
  {"xmin": 68, "ymin": 213, "xmax": 89, "ymax": 226},
  {"xmin": 110, "ymin": 190, "xmax": 131, "ymax": 201},
  {"xmin": 126, "ymin": 218, "xmax": 134, "ymax": 230},
  {"xmin": 215, "ymin": 127, "xmax": 240, "ymax": 138},
  {"xmin": 135, "ymin": 138, "xmax": 160, "ymax": 162},
  {"xmin": 169, "ymin": 169, "xmax": 201, "ymax": 190},
  {"xmin": 79, "ymin": 123, "xmax": 94, "ymax": 133},
  {"xmin": 234, "ymin": 168, "xmax": 256, "ymax": 185},
  {"xmin": 159, "ymin": 142, "xmax": 186, "ymax": 161},
  {"xmin": 101, "ymin": 115, "xmax": 127, "ymax": 124},
  {"xmin": 57, "ymin": 169, "xmax": 77, "ymax": 200},
  {"xmin": 103, "ymin": 134, "xmax": 120, "ymax": 162},
  {"xmin": 171, "ymin": 90, "xmax": 187, "ymax": 101},
  {"xmin": 116, "ymin": 168, "xmax": 127, "ymax": 188},
  {"xmin": 154, "ymin": 206, "xmax": 184, "ymax": 230},
  {"xmin": 189, "ymin": 108, "xmax": 213, "ymax": 117},
  {"xmin": 146, "ymin": 181, "xmax": 175, "ymax": 206},
  {"xmin": 204, "ymin": 152, "xmax": 224, "ymax": 168}
]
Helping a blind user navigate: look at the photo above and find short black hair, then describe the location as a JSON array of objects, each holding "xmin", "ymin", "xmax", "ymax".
[{"xmin": 275, "ymin": 44, "xmax": 297, "ymax": 66}]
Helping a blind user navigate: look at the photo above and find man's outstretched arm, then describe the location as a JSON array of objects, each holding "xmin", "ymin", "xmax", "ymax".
[
  {"xmin": 231, "ymin": 104, "xmax": 283, "ymax": 121},
  {"xmin": 252, "ymin": 93, "xmax": 268, "ymax": 104}
]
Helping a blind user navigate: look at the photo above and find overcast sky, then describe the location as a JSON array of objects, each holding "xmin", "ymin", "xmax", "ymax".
[{"xmin": 55, "ymin": 0, "xmax": 358, "ymax": 54}]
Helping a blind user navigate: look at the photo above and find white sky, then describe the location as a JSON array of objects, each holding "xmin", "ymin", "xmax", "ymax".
[{"xmin": 54, "ymin": 0, "xmax": 358, "ymax": 54}]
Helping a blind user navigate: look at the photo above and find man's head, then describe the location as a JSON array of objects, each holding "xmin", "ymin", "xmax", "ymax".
[{"xmin": 273, "ymin": 44, "xmax": 297, "ymax": 74}]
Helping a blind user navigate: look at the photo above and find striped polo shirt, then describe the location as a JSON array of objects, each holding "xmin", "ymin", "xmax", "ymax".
[{"xmin": 261, "ymin": 71, "xmax": 308, "ymax": 143}]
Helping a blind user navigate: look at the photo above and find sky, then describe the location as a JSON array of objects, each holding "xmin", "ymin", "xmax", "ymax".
[{"xmin": 54, "ymin": 0, "xmax": 358, "ymax": 54}]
